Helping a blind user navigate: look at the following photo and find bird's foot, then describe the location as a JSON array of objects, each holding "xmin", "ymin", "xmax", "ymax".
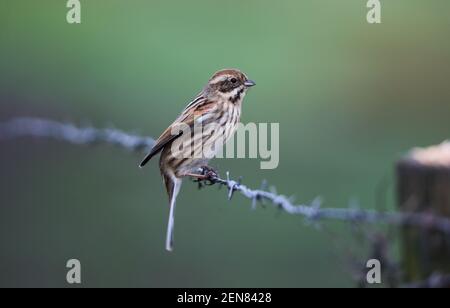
[
  {"xmin": 185, "ymin": 166, "xmax": 219, "ymax": 187},
  {"xmin": 199, "ymin": 166, "xmax": 219, "ymax": 180}
]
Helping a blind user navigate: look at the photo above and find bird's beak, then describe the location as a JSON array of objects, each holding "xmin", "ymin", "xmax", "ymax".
[{"xmin": 244, "ymin": 80, "xmax": 256, "ymax": 88}]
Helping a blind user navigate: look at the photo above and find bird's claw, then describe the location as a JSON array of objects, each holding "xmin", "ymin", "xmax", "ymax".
[
  {"xmin": 199, "ymin": 166, "xmax": 219, "ymax": 179},
  {"xmin": 191, "ymin": 166, "xmax": 219, "ymax": 187}
]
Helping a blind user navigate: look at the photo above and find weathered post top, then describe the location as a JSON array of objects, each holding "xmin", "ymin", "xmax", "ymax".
[{"xmin": 409, "ymin": 141, "xmax": 450, "ymax": 167}]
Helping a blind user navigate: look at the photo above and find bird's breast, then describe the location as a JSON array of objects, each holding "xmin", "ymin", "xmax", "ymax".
[{"xmin": 162, "ymin": 100, "xmax": 241, "ymax": 175}]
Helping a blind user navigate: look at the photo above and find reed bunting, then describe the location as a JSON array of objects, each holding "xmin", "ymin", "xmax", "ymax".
[{"xmin": 139, "ymin": 69, "xmax": 256, "ymax": 251}]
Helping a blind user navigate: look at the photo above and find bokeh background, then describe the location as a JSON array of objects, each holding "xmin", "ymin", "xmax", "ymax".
[{"xmin": 1, "ymin": 0, "xmax": 449, "ymax": 287}]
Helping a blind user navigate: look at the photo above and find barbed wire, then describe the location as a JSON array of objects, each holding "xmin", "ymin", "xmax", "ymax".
[
  {"xmin": 2, "ymin": 117, "xmax": 450, "ymax": 236},
  {"xmin": 0, "ymin": 117, "xmax": 155, "ymax": 152}
]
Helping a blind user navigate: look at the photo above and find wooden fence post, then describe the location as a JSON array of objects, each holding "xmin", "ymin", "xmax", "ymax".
[{"xmin": 397, "ymin": 141, "xmax": 450, "ymax": 282}]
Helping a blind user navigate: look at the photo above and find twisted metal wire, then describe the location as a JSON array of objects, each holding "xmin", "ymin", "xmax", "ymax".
[{"xmin": 1, "ymin": 117, "xmax": 450, "ymax": 236}]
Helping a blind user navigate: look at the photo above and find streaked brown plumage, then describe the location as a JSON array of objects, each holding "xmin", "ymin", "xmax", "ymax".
[{"xmin": 140, "ymin": 69, "xmax": 255, "ymax": 251}]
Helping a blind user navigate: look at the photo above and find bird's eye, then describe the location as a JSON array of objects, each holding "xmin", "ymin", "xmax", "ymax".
[{"xmin": 230, "ymin": 78, "xmax": 237, "ymax": 84}]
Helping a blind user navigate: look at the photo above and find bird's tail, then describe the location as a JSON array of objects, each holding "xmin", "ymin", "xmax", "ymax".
[{"xmin": 163, "ymin": 173, "xmax": 182, "ymax": 252}]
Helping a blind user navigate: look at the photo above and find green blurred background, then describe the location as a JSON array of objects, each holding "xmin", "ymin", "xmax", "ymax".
[{"xmin": 0, "ymin": 0, "xmax": 449, "ymax": 287}]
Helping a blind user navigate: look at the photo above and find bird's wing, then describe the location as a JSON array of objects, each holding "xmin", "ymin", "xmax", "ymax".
[
  {"xmin": 139, "ymin": 96, "xmax": 215, "ymax": 168},
  {"xmin": 139, "ymin": 127, "xmax": 183, "ymax": 168}
]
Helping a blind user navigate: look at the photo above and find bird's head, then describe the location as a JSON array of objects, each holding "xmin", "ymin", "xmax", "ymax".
[{"xmin": 204, "ymin": 69, "xmax": 256, "ymax": 103}]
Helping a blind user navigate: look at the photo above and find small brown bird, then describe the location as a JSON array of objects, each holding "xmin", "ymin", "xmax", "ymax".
[{"xmin": 139, "ymin": 69, "xmax": 255, "ymax": 251}]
